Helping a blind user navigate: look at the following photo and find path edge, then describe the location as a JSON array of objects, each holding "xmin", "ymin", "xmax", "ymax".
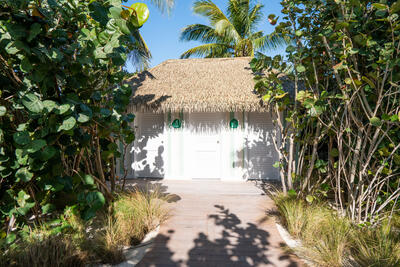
[
  {"xmin": 115, "ymin": 225, "xmax": 160, "ymax": 267},
  {"xmin": 275, "ymin": 223, "xmax": 314, "ymax": 266}
]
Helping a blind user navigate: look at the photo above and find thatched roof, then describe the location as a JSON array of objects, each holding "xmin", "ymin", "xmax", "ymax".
[{"xmin": 126, "ymin": 57, "xmax": 272, "ymax": 113}]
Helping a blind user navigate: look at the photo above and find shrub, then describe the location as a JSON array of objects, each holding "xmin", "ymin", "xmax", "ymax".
[
  {"xmin": 274, "ymin": 194, "xmax": 351, "ymax": 266},
  {"xmin": 91, "ymin": 187, "xmax": 169, "ymax": 263},
  {"xmin": 3, "ymin": 228, "xmax": 86, "ymax": 267},
  {"xmin": 352, "ymin": 221, "xmax": 400, "ymax": 267},
  {"xmin": 0, "ymin": 0, "xmax": 149, "ymax": 238},
  {"xmin": 273, "ymin": 194, "xmax": 400, "ymax": 267},
  {"xmin": 2, "ymin": 187, "xmax": 169, "ymax": 265}
]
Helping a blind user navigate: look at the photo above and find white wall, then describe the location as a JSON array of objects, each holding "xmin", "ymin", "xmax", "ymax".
[{"xmin": 123, "ymin": 111, "xmax": 279, "ymax": 181}]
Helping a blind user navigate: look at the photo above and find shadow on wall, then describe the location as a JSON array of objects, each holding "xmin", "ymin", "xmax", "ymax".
[
  {"xmin": 130, "ymin": 111, "xmax": 279, "ymax": 180},
  {"xmin": 234, "ymin": 124, "xmax": 279, "ymax": 180},
  {"xmin": 137, "ymin": 204, "xmax": 300, "ymax": 267},
  {"xmin": 132, "ymin": 120, "xmax": 165, "ymax": 178}
]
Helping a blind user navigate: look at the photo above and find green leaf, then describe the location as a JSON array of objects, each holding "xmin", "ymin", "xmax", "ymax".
[
  {"xmin": 296, "ymin": 65, "xmax": 306, "ymax": 73},
  {"xmin": 42, "ymin": 203, "xmax": 55, "ymax": 214},
  {"xmin": 391, "ymin": 0, "xmax": 400, "ymax": 13},
  {"xmin": 5, "ymin": 233, "xmax": 16, "ymax": 245},
  {"xmin": 22, "ymin": 93, "xmax": 43, "ymax": 113},
  {"xmin": 40, "ymin": 146, "xmax": 56, "ymax": 161},
  {"xmin": 100, "ymin": 108, "xmax": 112, "ymax": 117},
  {"xmin": 87, "ymin": 191, "xmax": 105, "ymax": 209},
  {"xmin": 372, "ymin": 3, "xmax": 387, "ymax": 9},
  {"xmin": 20, "ymin": 57, "xmax": 33, "ymax": 73},
  {"xmin": 98, "ymin": 31, "xmax": 110, "ymax": 44},
  {"xmin": 362, "ymin": 76, "xmax": 375, "ymax": 89},
  {"xmin": 0, "ymin": 106, "xmax": 6, "ymax": 116},
  {"xmin": 83, "ymin": 174, "xmax": 94, "ymax": 185},
  {"xmin": 28, "ymin": 23, "xmax": 41, "ymax": 42},
  {"xmin": 16, "ymin": 123, "xmax": 28, "ymax": 131},
  {"xmin": 15, "ymin": 149, "xmax": 28, "ymax": 165},
  {"xmin": 57, "ymin": 116, "xmax": 76, "ymax": 132},
  {"xmin": 83, "ymin": 207, "xmax": 97, "ymax": 221},
  {"xmin": 77, "ymin": 112, "xmax": 90, "ymax": 123},
  {"xmin": 15, "ymin": 167, "xmax": 33, "ymax": 182},
  {"xmin": 344, "ymin": 78, "xmax": 352, "ymax": 85},
  {"xmin": 5, "ymin": 42, "xmax": 19, "ymax": 55},
  {"xmin": 128, "ymin": 3, "xmax": 149, "ymax": 28},
  {"xmin": 109, "ymin": 6, "xmax": 122, "ymax": 19},
  {"xmin": 17, "ymin": 201, "xmax": 35, "ymax": 215},
  {"xmin": 94, "ymin": 47, "xmax": 107, "ymax": 59},
  {"xmin": 50, "ymin": 48, "xmax": 63, "ymax": 62},
  {"xmin": 288, "ymin": 189, "xmax": 297, "ymax": 197},
  {"xmin": 13, "ymin": 131, "xmax": 30, "ymax": 145},
  {"xmin": 330, "ymin": 148, "xmax": 339, "ymax": 157},
  {"xmin": 275, "ymin": 92, "xmax": 288, "ymax": 99},
  {"xmin": 369, "ymin": 116, "xmax": 382, "ymax": 127},
  {"xmin": 27, "ymin": 139, "xmax": 46, "ymax": 153},
  {"xmin": 115, "ymin": 19, "xmax": 130, "ymax": 34},
  {"xmin": 43, "ymin": 100, "xmax": 57, "ymax": 113},
  {"xmin": 82, "ymin": 191, "xmax": 106, "ymax": 220},
  {"xmin": 306, "ymin": 195, "xmax": 314, "ymax": 203},
  {"xmin": 56, "ymin": 104, "xmax": 71, "ymax": 115}
]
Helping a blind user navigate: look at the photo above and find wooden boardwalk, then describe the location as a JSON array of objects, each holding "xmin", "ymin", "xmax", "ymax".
[{"xmin": 129, "ymin": 180, "xmax": 303, "ymax": 267}]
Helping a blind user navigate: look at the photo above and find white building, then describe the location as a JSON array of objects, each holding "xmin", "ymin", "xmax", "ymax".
[{"xmin": 122, "ymin": 57, "xmax": 282, "ymax": 181}]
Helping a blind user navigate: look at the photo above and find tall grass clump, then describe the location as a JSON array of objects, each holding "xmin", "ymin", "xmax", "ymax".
[
  {"xmin": 274, "ymin": 194, "xmax": 351, "ymax": 266},
  {"xmin": 93, "ymin": 187, "xmax": 169, "ymax": 263},
  {"xmin": 3, "ymin": 225, "xmax": 86, "ymax": 267},
  {"xmin": 352, "ymin": 220, "xmax": 400, "ymax": 267},
  {"xmin": 273, "ymin": 193, "xmax": 400, "ymax": 267},
  {"xmin": 2, "ymin": 187, "xmax": 170, "ymax": 266},
  {"xmin": 274, "ymin": 193, "xmax": 308, "ymax": 238}
]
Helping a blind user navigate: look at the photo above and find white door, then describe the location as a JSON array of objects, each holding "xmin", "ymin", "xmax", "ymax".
[
  {"xmin": 188, "ymin": 112, "xmax": 222, "ymax": 179},
  {"xmin": 246, "ymin": 112, "xmax": 278, "ymax": 180},
  {"xmin": 134, "ymin": 112, "xmax": 165, "ymax": 178}
]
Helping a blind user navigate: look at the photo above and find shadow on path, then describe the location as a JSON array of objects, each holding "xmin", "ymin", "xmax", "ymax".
[{"xmin": 138, "ymin": 204, "xmax": 300, "ymax": 267}]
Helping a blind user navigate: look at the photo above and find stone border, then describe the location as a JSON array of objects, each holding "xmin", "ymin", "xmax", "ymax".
[
  {"xmin": 275, "ymin": 223, "xmax": 314, "ymax": 266},
  {"xmin": 95, "ymin": 225, "xmax": 160, "ymax": 267},
  {"xmin": 116, "ymin": 225, "xmax": 160, "ymax": 267}
]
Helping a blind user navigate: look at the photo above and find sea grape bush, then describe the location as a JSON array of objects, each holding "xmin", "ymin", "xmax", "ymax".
[
  {"xmin": 251, "ymin": 0, "xmax": 400, "ymax": 223},
  {"xmin": 0, "ymin": 0, "xmax": 149, "ymax": 242}
]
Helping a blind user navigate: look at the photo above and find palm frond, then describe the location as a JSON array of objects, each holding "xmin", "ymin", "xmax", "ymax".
[
  {"xmin": 146, "ymin": 0, "xmax": 175, "ymax": 15},
  {"xmin": 214, "ymin": 19, "xmax": 239, "ymax": 43},
  {"xmin": 193, "ymin": 0, "xmax": 229, "ymax": 25},
  {"xmin": 193, "ymin": 0, "xmax": 240, "ymax": 41},
  {"xmin": 252, "ymin": 33, "xmax": 286, "ymax": 52},
  {"xmin": 250, "ymin": 30, "xmax": 263, "ymax": 39},
  {"xmin": 180, "ymin": 24, "xmax": 228, "ymax": 43},
  {"xmin": 180, "ymin": 0, "xmax": 281, "ymax": 59},
  {"xmin": 128, "ymin": 30, "xmax": 151, "ymax": 71},
  {"xmin": 248, "ymin": 3, "xmax": 264, "ymax": 32},
  {"xmin": 180, "ymin": 43, "xmax": 233, "ymax": 59},
  {"xmin": 227, "ymin": 0, "xmax": 250, "ymax": 37}
]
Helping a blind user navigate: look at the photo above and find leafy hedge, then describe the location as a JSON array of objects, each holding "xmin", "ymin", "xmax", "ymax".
[
  {"xmin": 251, "ymin": 0, "xmax": 400, "ymax": 223},
  {"xmin": 0, "ymin": 0, "xmax": 149, "ymax": 243}
]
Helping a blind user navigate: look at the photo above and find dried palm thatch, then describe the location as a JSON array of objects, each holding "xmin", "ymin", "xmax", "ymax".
[{"xmin": 126, "ymin": 57, "xmax": 278, "ymax": 113}]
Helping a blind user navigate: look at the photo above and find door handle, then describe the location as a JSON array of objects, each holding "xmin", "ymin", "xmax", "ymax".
[{"xmin": 217, "ymin": 141, "xmax": 220, "ymax": 144}]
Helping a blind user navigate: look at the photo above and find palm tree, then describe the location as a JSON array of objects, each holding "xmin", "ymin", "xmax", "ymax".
[
  {"xmin": 129, "ymin": 0, "xmax": 175, "ymax": 70},
  {"xmin": 180, "ymin": 0, "xmax": 282, "ymax": 59}
]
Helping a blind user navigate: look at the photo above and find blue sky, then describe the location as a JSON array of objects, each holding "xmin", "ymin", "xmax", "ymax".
[{"xmin": 125, "ymin": 0, "xmax": 285, "ymax": 72}]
